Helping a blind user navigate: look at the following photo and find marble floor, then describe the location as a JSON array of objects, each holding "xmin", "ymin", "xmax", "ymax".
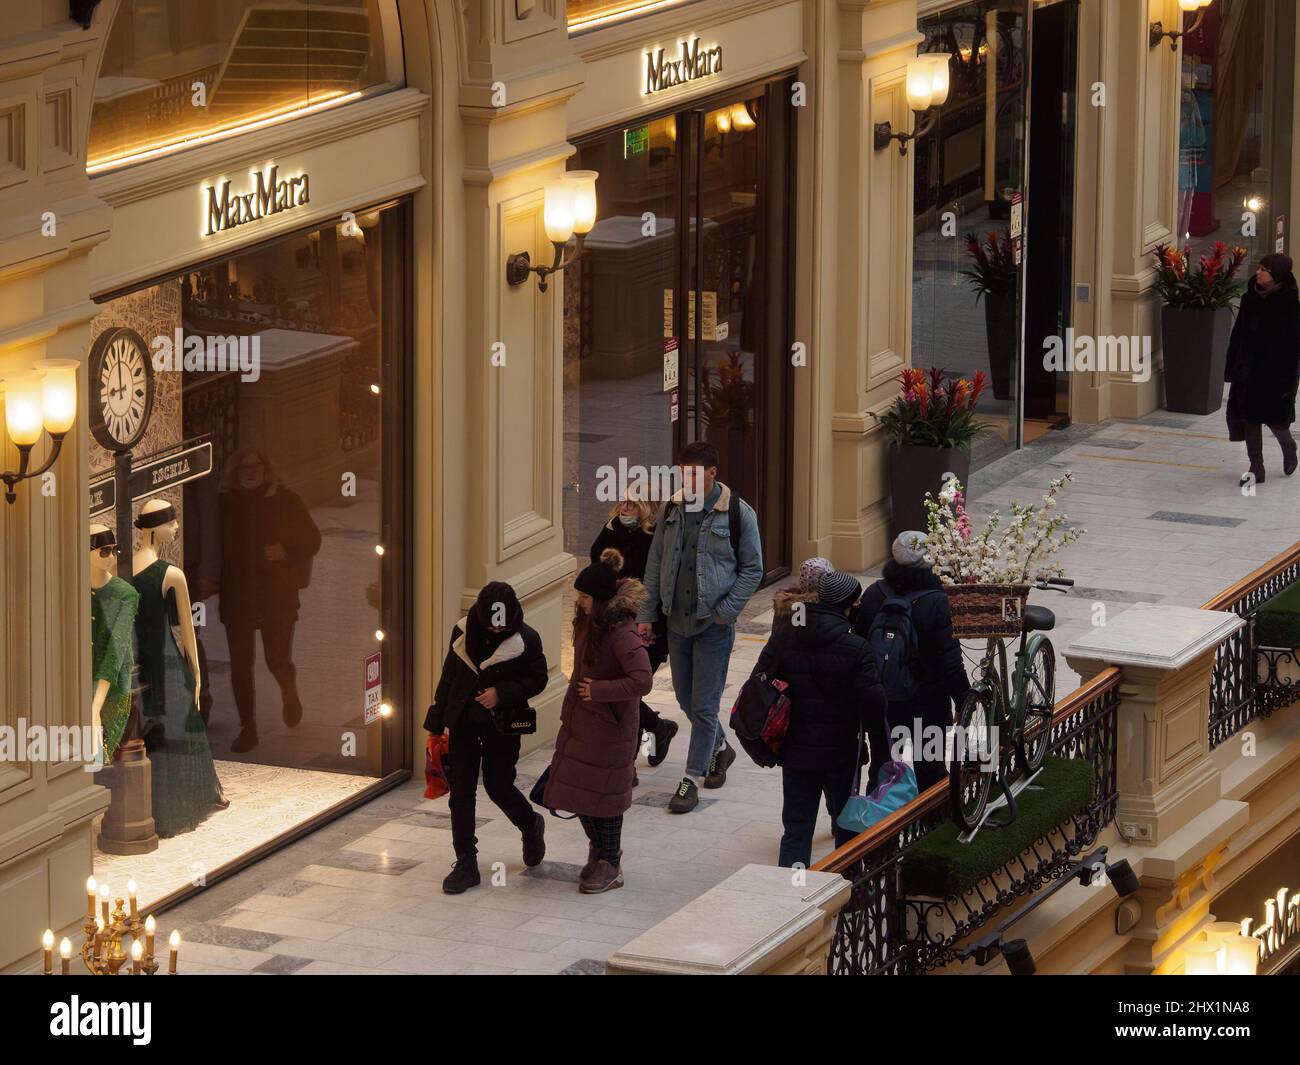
[{"xmin": 84, "ymin": 396, "xmax": 1296, "ymax": 975}]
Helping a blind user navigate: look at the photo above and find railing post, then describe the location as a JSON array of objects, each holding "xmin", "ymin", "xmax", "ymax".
[{"xmin": 1064, "ymin": 604, "xmax": 1243, "ymax": 847}]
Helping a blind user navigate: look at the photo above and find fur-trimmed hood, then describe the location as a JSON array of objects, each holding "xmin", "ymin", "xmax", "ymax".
[
  {"xmin": 606, "ymin": 577, "xmax": 648, "ymax": 624},
  {"xmin": 774, "ymin": 588, "xmax": 818, "ymax": 620}
]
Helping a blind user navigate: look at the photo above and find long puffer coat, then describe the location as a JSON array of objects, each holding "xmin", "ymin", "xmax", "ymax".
[
  {"xmin": 1226, "ymin": 277, "xmax": 1300, "ymax": 432},
  {"xmin": 544, "ymin": 580, "xmax": 653, "ymax": 817}
]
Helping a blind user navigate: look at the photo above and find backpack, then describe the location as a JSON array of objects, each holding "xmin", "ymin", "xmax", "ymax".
[
  {"xmin": 865, "ymin": 582, "xmax": 941, "ymax": 702},
  {"xmin": 729, "ymin": 673, "xmax": 792, "ymax": 768}
]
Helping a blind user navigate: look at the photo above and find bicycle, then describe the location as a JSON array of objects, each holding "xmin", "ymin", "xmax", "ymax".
[{"xmin": 948, "ymin": 576, "xmax": 1073, "ymax": 836}]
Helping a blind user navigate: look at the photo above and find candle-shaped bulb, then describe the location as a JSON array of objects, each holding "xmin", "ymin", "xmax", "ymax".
[
  {"xmin": 86, "ymin": 876, "xmax": 97, "ymax": 894},
  {"xmin": 127, "ymin": 879, "xmax": 137, "ymax": 896},
  {"xmin": 131, "ymin": 940, "xmax": 143, "ymax": 960},
  {"xmin": 145, "ymin": 914, "xmax": 156, "ymax": 933},
  {"xmin": 169, "ymin": 930, "xmax": 180, "ymax": 949},
  {"xmin": 42, "ymin": 929, "xmax": 54, "ymax": 974},
  {"xmin": 60, "ymin": 937, "xmax": 72, "ymax": 959},
  {"xmin": 42, "ymin": 929, "xmax": 54, "ymax": 950},
  {"xmin": 168, "ymin": 929, "xmax": 180, "ymax": 974}
]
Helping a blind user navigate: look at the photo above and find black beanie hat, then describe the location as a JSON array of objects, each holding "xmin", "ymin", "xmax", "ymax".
[
  {"xmin": 1261, "ymin": 253, "xmax": 1295, "ymax": 289},
  {"xmin": 575, "ymin": 548, "xmax": 623, "ymax": 602}
]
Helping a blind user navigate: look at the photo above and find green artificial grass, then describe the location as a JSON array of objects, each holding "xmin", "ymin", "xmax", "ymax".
[
  {"xmin": 1254, "ymin": 580, "xmax": 1300, "ymax": 649},
  {"xmin": 900, "ymin": 756, "xmax": 1097, "ymax": 898}
]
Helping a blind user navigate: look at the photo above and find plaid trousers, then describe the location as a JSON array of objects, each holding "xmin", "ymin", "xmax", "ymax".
[{"xmin": 578, "ymin": 814, "xmax": 623, "ymax": 865}]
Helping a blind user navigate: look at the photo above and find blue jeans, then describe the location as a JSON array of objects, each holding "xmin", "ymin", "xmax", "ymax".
[
  {"xmin": 779, "ymin": 765, "xmax": 856, "ymax": 869},
  {"xmin": 667, "ymin": 622, "xmax": 736, "ymax": 777}
]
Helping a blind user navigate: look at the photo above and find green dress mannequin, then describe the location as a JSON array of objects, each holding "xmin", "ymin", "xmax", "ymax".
[
  {"xmin": 91, "ymin": 576, "xmax": 139, "ymax": 762},
  {"xmin": 133, "ymin": 558, "xmax": 226, "ymax": 836}
]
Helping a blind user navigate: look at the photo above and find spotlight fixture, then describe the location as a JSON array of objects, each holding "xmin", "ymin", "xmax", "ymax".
[
  {"xmin": 1150, "ymin": 0, "xmax": 1210, "ymax": 52},
  {"xmin": 1106, "ymin": 857, "xmax": 1141, "ymax": 897},
  {"xmin": 874, "ymin": 53, "xmax": 951, "ymax": 157},
  {"xmin": 506, "ymin": 171, "xmax": 600, "ymax": 293},
  {"xmin": 1002, "ymin": 938, "xmax": 1037, "ymax": 976}
]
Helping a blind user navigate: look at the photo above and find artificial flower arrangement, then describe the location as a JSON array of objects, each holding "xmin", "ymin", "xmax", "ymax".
[
  {"xmin": 872, "ymin": 366, "xmax": 989, "ymax": 450},
  {"xmin": 923, "ymin": 471, "xmax": 1083, "ymax": 585},
  {"xmin": 1151, "ymin": 241, "xmax": 1248, "ymax": 310},
  {"xmin": 962, "ymin": 229, "xmax": 1018, "ymax": 302}
]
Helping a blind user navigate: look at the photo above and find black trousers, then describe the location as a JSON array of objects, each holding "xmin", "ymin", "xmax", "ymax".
[
  {"xmin": 223, "ymin": 616, "xmax": 301, "ymax": 730},
  {"xmin": 779, "ymin": 765, "xmax": 856, "ymax": 869},
  {"xmin": 637, "ymin": 621, "xmax": 669, "ymax": 735},
  {"xmin": 446, "ymin": 718, "xmax": 536, "ymax": 860},
  {"xmin": 579, "ymin": 814, "xmax": 624, "ymax": 865},
  {"xmin": 1244, "ymin": 422, "xmax": 1297, "ymax": 473}
]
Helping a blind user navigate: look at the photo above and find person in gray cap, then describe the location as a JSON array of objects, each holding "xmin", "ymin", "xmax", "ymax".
[
  {"xmin": 750, "ymin": 566, "xmax": 888, "ymax": 868},
  {"xmin": 854, "ymin": 532, "xmax": 970, "ymax": 792}
]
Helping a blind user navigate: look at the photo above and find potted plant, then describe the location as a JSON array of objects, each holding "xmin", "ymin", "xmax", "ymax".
[
  {"xmin": 1151, "ymin": 241, "xmax": 1248, "ymax": 414},
  {"xmin": 923, "ymin": 472, "xmax": 1084, "ymax": 638},
  {"xmin": 963, "ymin": 230, "xmax": 1019, "ymax": 401},
  {"xmin": 873, "ymin": 366, "xmax": 987, "ymax": 536},
  {"xmin": 703, "ymin": 351, "xmax": 755, "ymax": 488}
]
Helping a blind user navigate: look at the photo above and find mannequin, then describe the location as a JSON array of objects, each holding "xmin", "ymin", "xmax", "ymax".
[
  {"xmin": 89, "ymin": 524, "xmax": 138, "ymax": 766},
  {"xmin": 131, "ymin": 498, "xmax": 227, "ymax": 836}
]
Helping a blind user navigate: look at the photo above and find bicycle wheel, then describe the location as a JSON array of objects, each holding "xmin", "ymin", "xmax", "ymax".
[
  {"xmin": 1017, "ymin": 639, "xmax": 1056, "ymax": 773},
  {"xmin": 949, "ymin": 687, "xmax": 995, "ymax": 831}
]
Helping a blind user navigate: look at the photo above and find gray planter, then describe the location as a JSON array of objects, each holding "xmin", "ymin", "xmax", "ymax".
[
  {"xmin": 889, "ymin": 444, "xmax": 972, "ymax": 538},
  {"xmin": 1160, "ymin": 306, "xmax": 1232, "ymax": 415}
]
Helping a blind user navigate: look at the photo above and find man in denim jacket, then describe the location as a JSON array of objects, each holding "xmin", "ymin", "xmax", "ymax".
[{"xmin": 637, "ymin": 442, "xmax": 763, "ymax": 813}]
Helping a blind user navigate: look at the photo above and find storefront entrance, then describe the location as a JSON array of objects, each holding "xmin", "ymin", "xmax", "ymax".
[{"xmin": 562, "ymin": 75, "xmax": 796, "ymax": 582}]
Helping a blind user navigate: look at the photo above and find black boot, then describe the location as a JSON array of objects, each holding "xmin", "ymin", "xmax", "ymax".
[
  {"xmin": 522, "ymin": 813, "xmax": 546, "ymax": 868},
  {"xmin": 648, "ymin": 718, "xmax": 679, "ymax": 768},
  {"xmin": 442, "ymin": 858, "xmax": 481, "ymax": 894},
  {"xmin": 230, "ymin": 726, "xmax": 259, "ymax": 753}
]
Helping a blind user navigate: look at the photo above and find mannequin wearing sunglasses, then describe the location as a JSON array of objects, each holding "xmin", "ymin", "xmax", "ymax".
[
  {"xmin": 132, "ymin": 498, "xmax": 227, "ymax": 836},
  {"xmin": 90, "ymin": 524, "xmax": 138, "ymax": 766}
]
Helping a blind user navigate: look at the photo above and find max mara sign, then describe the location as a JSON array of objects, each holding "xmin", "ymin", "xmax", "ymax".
[
  {"xmin": 204, "ymin": 164, "xmax": 310, "ymax": 236},
  {"xmin": 644, "ymin": 37, "xmax": 723, "ymax": 95}
]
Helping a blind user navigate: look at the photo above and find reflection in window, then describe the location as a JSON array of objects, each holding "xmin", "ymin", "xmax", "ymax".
[
  {"xmin": 89, "ymin": 0, "xmax": 393, "ymax": 172},
  {"xmin": 567, "ymin": 0, "xmax": 697, "ymax": 33}
]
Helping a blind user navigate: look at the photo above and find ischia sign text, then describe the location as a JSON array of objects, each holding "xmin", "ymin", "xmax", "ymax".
[
  {"xmin": 204, "ymin": 164, "xmax": 310, "ymax": 236},
  {"xmin": 644, "ymin": 37, "xmax": 723, "ymax": 95}
]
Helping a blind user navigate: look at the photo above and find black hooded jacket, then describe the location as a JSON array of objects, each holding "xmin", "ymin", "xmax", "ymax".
[
  {"xmin": 751, "ymin": 596, "xmax": 888, "ymax": 773},
  {"xmin": 1226, "ymin": 276, "xmax": 1300, "ymax": 430}
]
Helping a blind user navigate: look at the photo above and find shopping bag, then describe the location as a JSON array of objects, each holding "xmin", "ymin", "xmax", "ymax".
[
  {"xmin": 835, "ymin": 734, "xmax": 918, "ymax": 835},
  {"xmin": 424, "ymin": 733, "xmax": 450, "ymax": 800}
]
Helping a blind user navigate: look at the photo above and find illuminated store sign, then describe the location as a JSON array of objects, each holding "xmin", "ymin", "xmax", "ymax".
[
  {"xmin": 644, "ymin": 37, "xmax": 723, "ymax": 95},
  {"xmin": 204, "ymin": 164, "xmax": 310, "ymax": 236},
  {"xmin": 1242, "ymin": 885, "xmax": 1300, "ymax": 968}
]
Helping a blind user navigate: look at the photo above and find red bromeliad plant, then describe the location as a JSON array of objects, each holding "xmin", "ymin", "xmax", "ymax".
[
  {"xmin": 1152, "ymin": 241, "xmax": 1248, "ymax": 310},
  {"xmin": 872, "ymin": 366, "xmax": 989, "ymax": 450},
  {"xmin": 962, "ymin": 229, "xmax": 1018, "ymax": 302}
]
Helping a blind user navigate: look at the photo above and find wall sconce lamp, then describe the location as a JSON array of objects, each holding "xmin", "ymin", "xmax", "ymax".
[
  {"xmin": 506, "ymin": 171, "xmax": 599, "ymax": 293},
  {"xmin": 874, "ymin": 54, "xmax": 951, "ymax": 157},
  {"xmin": 1, "ymin": 359, "xmax": 78, "ymax": 504},
  {"xmin": 1150, "ymin": 0, "xmax": 1210, "ymax": 52}
]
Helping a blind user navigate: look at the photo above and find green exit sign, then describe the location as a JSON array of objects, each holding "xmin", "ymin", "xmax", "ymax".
[{"xmin": 624, "ymin": 125, "xmax": 648, "ymax": 158}]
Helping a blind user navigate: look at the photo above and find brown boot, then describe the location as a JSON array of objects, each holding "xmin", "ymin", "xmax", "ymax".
[
  {"xmin": 578, "ymin": 856, "xmax": 624, "ymax": 894},
  {"xmin": 579, "ymin": 845, "xmax": 599, "ymax": 881}
]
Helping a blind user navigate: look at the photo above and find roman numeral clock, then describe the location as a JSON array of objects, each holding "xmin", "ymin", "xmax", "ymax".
[{"xmin": 89, "ymin": 326, "xmax": 155, "ymax": 584}]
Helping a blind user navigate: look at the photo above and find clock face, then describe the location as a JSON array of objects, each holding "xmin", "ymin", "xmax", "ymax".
[{"xmin": 89, "ymin": 328, "xmax": 154, "ymax": 452}]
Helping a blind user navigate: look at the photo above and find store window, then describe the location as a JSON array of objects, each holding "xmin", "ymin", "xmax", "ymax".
[
  {"xmin": 89, "ymin": 0, "xmax": 397, "ymax": 172},
  {"xmin": 1178, "ymin": 0, "xmax": 1295, "ymax": 262},
  {"xmin": 88, "ymin": 201, "xmax": 410, "ymax": 904},
  {"xmin": 567, "ymin": 1, "xmax": 699, "ymax": 34}
]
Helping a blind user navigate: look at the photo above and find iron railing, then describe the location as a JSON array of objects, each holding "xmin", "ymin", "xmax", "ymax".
[
  {"xmin": 1202, "ymin": 543, "xmax": 1300, "ymax": 749},
  {"xmin": 813, "ymin": 667, "xmax": 1120, "ymax": 975}
]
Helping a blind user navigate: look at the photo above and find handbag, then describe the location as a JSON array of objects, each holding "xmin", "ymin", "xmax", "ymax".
[
  {"xmin": 493, "ymin": 703, "xmax": 537, "ymax": 736},
  {"xmin": 728, "ymin": 672, "xmax": 792, "ymax": 768},
  {"xmin": 836, "ymin": 731, "xmax": 918, "ymax": 835},
  {"xmin": 424, "ymin": 733, "xmax": 450, "ymax": 800},
  {"xmin": 528, "ymin": 766, "xmax": 577, "ymax": 820}
]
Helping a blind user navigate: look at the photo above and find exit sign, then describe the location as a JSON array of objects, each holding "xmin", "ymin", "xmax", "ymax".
[{"xmin": 624, "ymin": 125, "xmax": 648, "ymax": 158}]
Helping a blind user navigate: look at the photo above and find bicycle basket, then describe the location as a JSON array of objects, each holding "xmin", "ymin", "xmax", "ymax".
[{"xmin": 945, "ymin": 583, "xmax": 1031, "ymax": 639}]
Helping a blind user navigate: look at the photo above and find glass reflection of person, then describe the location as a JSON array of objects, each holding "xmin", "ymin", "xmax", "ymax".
[{"xmin": 217, "ymin": 447, "xmax": 322, "ymax": 753}]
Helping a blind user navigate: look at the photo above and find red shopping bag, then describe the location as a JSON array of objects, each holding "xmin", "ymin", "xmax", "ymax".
[{"xmin": 424, "ymin": 733, "xmax": 450, "ymax": 800}]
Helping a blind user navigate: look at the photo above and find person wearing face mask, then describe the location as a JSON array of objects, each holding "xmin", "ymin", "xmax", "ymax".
[
  {"xmin": 1226, "ymin": 253, "xmax": 1300, "ymax": 485},
  {"xmin": 217, "ymin": 447, "xmax": 322, "ymax": 753},
  {"xmin": 425, "ymin": 582, "xmax": 549, "ymax": 895},
  {"xmin": 588, "ymin": 498, "xmax": 678, "ymax": 775}
]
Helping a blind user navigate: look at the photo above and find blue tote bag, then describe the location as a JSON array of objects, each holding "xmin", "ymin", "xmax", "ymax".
[{"xmin": 836, "ymin": 731, "xmax": 918, "ymax": 835}]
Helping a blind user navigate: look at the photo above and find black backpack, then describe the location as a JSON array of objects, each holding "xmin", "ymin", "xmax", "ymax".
[
  {"xmin": 865, "ymin": 581, "xmax": 941, "ymax": 702},
  {"xmin": 663, "ymin": 495, "xmax": 746, "ymax": 558}
]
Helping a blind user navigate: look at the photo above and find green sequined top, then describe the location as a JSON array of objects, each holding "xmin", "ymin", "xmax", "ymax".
[{"xmin": 91, "ymin": 576, "xmax": 139, "ymax": 761}]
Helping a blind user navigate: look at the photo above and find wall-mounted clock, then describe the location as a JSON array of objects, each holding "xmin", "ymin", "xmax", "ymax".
[{"xmin": 89, "ymin": 326, "xmax": 155, "ymax": 453}]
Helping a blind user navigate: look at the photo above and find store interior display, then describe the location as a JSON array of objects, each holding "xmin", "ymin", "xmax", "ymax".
[
  {"xmin": 132, "ymin": 499, "xmax": 229, "ymax": 838},
  {"xmin": 89, "ymin": 525, "xmax": 138, "ymax": 765}
]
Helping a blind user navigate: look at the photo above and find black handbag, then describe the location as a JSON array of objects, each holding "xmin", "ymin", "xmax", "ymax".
[
  {"xmin": 493, "ymin": 703, "xmax": 536, "ymax": 736},
  {"xmin": 528, "ymin": 766, "xmax": 577, "ymax": 819}
]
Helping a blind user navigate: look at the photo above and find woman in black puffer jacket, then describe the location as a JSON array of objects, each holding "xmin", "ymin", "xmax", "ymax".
[
  {"xmin": 589, "ymin": 499, "xmax": 678, "ymax": 772},
  {"xmin": 1226, "ymin": 254, "xmax": 1300, "ymax": 484},
  {"xmin": 751, "ymin": 569, "xmax": 888, "ymax": 869}
]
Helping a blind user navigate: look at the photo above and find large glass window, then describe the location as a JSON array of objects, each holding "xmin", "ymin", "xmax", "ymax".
[
  {"xmin": 88, "ymin": 201, "xmax": 409, "ymax": 906},
  {"xmin": 567, "ymin": 0, "xmax": 698, "ymax": 33},
  {"xmin": 89, "ymin": 0, "xmax": 395, "ymax": 172}
]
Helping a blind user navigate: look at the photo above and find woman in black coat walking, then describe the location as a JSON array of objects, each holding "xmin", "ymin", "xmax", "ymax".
[
  {"xmin": 1226, "ymin": 253, "xmax": 1300, "ymax": 484},
  {"xmin": 589, "ymin": 498, "xmax": 678, "ymax": 770},
  {"xmin": 855, "ymin": 532, "xmax": 971, "ymax": 793},
  {"xmin": 424, "ymin": 582, "xmax": 549, "ymax": 895},
  {"xmin": 751, "ymin": 569, "xmax": 889, "ymax": 869}
]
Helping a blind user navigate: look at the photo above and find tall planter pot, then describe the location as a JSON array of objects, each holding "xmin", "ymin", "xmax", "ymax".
[
  {"xmin": 889, "ymin": 444, "xmax": 972, "ymax": 538},
  {"xmin": 1160, "ymin": 305, "xmax": 1233, "ymax": 415},
  {"xmin": 983, "ymin": 287, "xmax": 1018, "ymax": 402}
]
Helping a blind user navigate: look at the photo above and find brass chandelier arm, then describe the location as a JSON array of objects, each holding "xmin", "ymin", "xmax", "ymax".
[
  {"xmin": 874, "ymin": 109, "xmax": 940, "ymax": 157},
  {"xmin": 1, "ymin": 432, "xmax": 66, "ymax": 504},
  {"xmin": 506, "ymin": 236, "xmax": 587, "ymax": 293},
  {"xmin": 1150, "ymin": 8, "xmax": 1207, "ymax": 52}
]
